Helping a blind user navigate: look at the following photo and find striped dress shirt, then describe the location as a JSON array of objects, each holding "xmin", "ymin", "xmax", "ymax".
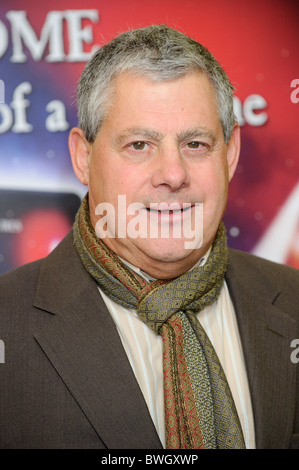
[{"xmin": 98, "ymin": 255, "xmax": 255, "ymax": 449}]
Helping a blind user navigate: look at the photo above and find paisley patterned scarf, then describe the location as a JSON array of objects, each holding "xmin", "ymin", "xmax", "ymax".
[{"xmin": 73, "ymin": 194, "xmax": 245, "ymax": 449}]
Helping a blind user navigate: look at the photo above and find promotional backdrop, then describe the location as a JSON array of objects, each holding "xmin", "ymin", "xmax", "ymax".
[{"xmin": 0, "ymin": 0, "xmax": 298, "ymax": 274}]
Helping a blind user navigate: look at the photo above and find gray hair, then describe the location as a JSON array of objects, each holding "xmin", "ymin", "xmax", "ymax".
[{"xmin": 77, "ymin": 25, "xmax": 235, "ymax": 143}]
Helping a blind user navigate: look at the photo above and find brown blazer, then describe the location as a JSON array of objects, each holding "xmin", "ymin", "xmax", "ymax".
[{"xmin": 0, "ymin": 231, "xmax": 298, "ymax": 449}]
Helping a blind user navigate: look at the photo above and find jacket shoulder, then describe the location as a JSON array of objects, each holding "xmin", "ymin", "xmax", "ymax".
[
  {"xmin": 227, "ymin": 248, "xmax": 299, "ymax": 316},
  {"xmin": 228, "ymin": 248, "xmax": 299, "ymax": 283},
  {"xmin": 0, "ymin": 231, "xmax": 74, "ymax": 308},
  {"xmin": 0, "ymin": 259, "xmax": 43, "ymax": 308}
]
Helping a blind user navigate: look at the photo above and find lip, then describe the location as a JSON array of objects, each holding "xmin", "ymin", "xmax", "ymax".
[
  {"xmin": 146, "ymin": 202, "xmax": 194, "ymax": 210},
  {"xmin": 145, "ymin": 203, "xmax": 194, "ymax": 221}
]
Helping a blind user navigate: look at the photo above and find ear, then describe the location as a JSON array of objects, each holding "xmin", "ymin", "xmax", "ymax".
[
  {"xmin": 68, "ymin": 127, "xmax": 91, "ymax": 186},
  {"xmin": 226, "ymin": 123, "xmax": 241, "ymax": 182}
]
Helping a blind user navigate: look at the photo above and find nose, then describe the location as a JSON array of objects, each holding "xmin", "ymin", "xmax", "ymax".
[{"xmin": 150, "ymin": 145, "xmax": 190, "ymax": 192}]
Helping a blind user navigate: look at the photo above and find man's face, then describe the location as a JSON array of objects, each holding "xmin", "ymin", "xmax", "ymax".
[{"xmin": 72, "ymin": 71, "xmax": 240, "ymax": 279}]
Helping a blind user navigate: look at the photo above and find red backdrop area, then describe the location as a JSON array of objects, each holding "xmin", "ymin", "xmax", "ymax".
[{"xmin": 0, "ymin": 0, "xmax": 298, "ymax": 273}]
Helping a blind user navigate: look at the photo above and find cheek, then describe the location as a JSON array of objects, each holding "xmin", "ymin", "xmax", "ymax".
[
  {"xmin": 92, "ymin": 164, "xmax": 140, "ymax": 205},
  {"xmin": 195, "ymin": 160, "xmax": 228, "ymax": 195},
  {"xmin": 112, "ymin": 164, "xmax": 145, "ymax": 197},
  {"xmin": 88, "ymin": 160, "xmax": 112, "ymax": 205},
  {"xmin": 198, "ymin": 163, "xmax": 229, "ymax": 211}
]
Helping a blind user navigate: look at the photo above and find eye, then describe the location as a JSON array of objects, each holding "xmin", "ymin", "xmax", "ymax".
[
  {"xmin": 187, "ymin": 141, "xmax": 203, "ymax": 149},
  {"xmin": 131, "ymin": 141, "xmax": 147, "ymax": 150}
]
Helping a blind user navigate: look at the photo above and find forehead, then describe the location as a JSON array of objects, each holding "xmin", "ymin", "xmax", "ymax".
[
  {"xmin": 110, "ymin": 70, "xmax": 217, "ymax": 105},
  {"xmin": 99, "ymin": 71, "xmax": 221, "ymax": 137}
]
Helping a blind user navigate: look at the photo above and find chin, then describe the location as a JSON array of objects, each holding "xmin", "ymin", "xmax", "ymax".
[{"xmin": 137, "ymin": 238, "xmax": 199, "ymax": 264}]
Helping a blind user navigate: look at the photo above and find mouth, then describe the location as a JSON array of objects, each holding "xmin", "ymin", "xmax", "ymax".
[{"xmin": 145, "ymin": 203, "xmax": 194, "ymax": 220}]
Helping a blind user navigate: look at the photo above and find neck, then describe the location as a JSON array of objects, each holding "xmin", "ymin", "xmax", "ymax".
[
  {"xmin": 119, "ymin": 248, "xmax": 210, "ymax": 282},
  {"xmin": 102, "ymin": 237, "xmax": 213, "ymax": 280}
]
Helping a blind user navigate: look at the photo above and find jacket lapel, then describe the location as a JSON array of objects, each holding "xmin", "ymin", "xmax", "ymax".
[
  {"xmin": 226, "ymin": 250, "xmax": 297, "ymax": 449},
  {"xmin": 33, "ymin": 233, "xmax": 162, "ymax": 449}
]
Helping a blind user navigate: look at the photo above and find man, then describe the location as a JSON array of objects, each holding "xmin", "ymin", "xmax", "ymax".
[{"xmin": 0, "ymin": 25, "xmax": 298, "ymax": 449}]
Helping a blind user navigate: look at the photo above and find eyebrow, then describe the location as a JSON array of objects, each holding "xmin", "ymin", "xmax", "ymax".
[
  {"xmin": 177, "ymin": 128, "xmax": 216, "ymax": 145},
  {"xmin": 114, "ymin": 127, "xmax": 164, "ymax": 146},
  {"xmin": 114, "ymin": 126, "xmax": 216, "ymax": 146}
]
